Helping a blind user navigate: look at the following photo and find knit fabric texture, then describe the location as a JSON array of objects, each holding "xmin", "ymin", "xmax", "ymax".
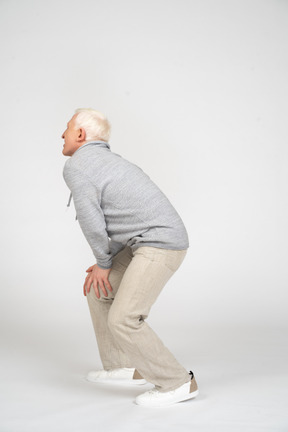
[{"xmin": 63, "ymin": 141, "xmax": 189, "ymax": 268}]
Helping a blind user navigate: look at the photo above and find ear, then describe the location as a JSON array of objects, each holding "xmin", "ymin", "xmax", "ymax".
[{"xmin": 77, "ymin": 128, "xmax": 86, "ymax": 142}]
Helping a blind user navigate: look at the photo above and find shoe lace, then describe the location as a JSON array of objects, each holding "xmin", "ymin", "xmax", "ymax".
[
  {"xmin": 107, "ymin": 370, "xmax": 120, "ymax": 378},
  {"xmin": 147, "ymin": 388, "xmax": 176, "ymax": 397},
  {"xmin": 147, "ymin": 389, "xmax": 158, "ymax": 395}
]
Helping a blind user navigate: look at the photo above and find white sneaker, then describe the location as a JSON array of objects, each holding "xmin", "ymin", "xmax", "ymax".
[
  {"xmin": 86, "ymin": 367, "xmax": 147, "ymax": 386},
  {"xmin": 135, "ymin": 371, "xmax": 199, "ymax": 407}
]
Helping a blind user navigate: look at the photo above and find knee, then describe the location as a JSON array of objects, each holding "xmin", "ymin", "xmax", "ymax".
[
  {"xmin": 107, "ymin": 310, "xmax": 124, "ymax": 335},
  {"xmin": 87, "ymin": 283, "xmax": 114, "ymax": 303},
  {"xmin": 107, "ymin": 310, "xmax": 142, "ymax": 335}
]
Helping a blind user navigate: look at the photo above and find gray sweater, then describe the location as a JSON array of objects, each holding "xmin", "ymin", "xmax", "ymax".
[{"xmin": 63, "ymin": 141, "xmax": 189, "ymax": 269}]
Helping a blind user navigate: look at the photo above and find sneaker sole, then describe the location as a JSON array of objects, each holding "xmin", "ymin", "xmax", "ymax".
[{"xmin": 136, "ymin": 389, "xmax": 199, "ymax": 407}]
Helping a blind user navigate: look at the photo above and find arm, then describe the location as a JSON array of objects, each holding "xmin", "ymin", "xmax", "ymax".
[
  {"xmin": 63, "ymin": 163, "xmax": 114, "ymax": 269},
  {"xmin": 63, "ymin": 163, "xmax": 114, "ymax": 298}
]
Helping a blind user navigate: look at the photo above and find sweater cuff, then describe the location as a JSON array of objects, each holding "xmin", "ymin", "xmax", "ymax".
[{"xmin": 96, "ymin": 261, "xmax": 112, "ymax": 270}]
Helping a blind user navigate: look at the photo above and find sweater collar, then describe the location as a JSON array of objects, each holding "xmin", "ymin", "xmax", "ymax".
[{"xmin": 73, "ymin": 140, "xmax": 110, "ymax": 156}]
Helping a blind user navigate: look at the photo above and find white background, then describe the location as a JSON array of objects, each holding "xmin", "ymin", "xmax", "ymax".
[{"xmin": 0, "ymin": 0, "xmax": 287, "ymax": 430}]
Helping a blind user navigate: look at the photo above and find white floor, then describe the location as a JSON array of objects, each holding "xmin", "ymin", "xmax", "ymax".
[{"xmin": 1, "ymin": 324, "xmax": 287, "ymax": 432}]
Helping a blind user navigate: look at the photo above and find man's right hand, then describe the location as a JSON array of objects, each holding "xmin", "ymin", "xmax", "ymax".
[{"xmin": 83, "ymin": 264, "xmax": 112, "ymax": 299}]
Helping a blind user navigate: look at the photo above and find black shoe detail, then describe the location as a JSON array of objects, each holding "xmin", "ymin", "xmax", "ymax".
[{"xmin": 189, "ymin": 370, "xmax": 194, "ymax": 380}]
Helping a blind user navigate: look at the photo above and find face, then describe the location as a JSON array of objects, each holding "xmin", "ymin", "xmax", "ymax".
[{"xmin": 61, "ymin": 114, "xmax": 84, "ymax": 156}]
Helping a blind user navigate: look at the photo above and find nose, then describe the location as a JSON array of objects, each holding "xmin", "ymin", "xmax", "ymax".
[{"xmin": 61, "ymin": 131, "xmax": 65, "ymax": 139}]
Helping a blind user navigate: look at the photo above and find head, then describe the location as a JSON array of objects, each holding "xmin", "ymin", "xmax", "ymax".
[{"xmin": 61, "ymin": 108, "xmax": 111, "ymax": 156}]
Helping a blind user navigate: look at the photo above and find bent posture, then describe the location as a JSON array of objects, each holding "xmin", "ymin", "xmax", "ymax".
[{"xmin": 62, "ymin": 108, "xmax": 198, "ymax": 407}]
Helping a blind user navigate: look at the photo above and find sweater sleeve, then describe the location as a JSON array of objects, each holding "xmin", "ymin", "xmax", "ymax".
[{"xmin": 63, "ymin": 162, "xmax": 113, "ymax": 269}]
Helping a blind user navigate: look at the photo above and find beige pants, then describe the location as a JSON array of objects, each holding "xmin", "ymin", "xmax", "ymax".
[{"xmin": 86, "ymin": 245, "xmax": 191, "ymax": 392}]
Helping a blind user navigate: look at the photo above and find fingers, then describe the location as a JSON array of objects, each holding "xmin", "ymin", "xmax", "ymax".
[
  {"xmin": 99, "ymin": 280, "xmax": 108, "ymax": 297},
  {"xmin": 87, "ymin": 274, "xmax": 101, "ymax": 299},
  {"xmin": 84, "ymin": 266, "xmax": 113, "ymax": 299},
  {"xmin": 84, "ymin": 273, "xmax": 91, "ymax": 295},
  {"xmin": 93, "ymin": 282, "xmax": 100, "ymax": 299},
  {"xmin": 91, "ymin": 278, "xmax": 111, "ymax": 299},
  {"xmin": 83, "ymin": 279, "xmax": 87, "ymax": 296},
  {"xmin": 105, "ymin": 278, "xmax": 113, "ymax": 292}
]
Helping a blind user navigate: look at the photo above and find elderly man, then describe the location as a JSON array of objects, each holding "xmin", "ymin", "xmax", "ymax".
[{"xmin": 62, "ymin": 108, "xmax": 198, "ymax": 407}]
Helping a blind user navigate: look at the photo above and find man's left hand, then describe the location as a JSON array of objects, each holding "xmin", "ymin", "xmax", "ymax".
[{"xmin": 84, "ymin": 264, "xmax": 112, "ymax": 299}]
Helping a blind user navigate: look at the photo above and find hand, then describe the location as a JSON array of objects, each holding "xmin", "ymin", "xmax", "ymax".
[{"xmin": 84, "ymin": 264, "xmax": 112, "ymax": 299}]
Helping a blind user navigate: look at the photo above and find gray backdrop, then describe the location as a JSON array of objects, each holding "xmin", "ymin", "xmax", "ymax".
[
  {"xmin": 0, "ymin": 0, "xmax": 287, "ymax": 367},
  {"xmin": 1, "ymin": 1, "xmax": 288, "ymax": 430}
]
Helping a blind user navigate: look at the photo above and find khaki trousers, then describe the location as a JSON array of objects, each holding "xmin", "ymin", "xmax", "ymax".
[{"xmin": 86, "ymin": 245, "xmax": 190, "ymax": 392}]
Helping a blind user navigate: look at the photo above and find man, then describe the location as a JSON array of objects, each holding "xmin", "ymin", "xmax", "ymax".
[{"xmin": 62, "ymin": 108, "xmax": 198, "ymax": 407}]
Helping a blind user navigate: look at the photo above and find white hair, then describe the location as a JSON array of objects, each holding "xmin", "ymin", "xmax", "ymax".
[{"xmin": 74, "ymin": 108, "xmax": 111, "ymax": 142}]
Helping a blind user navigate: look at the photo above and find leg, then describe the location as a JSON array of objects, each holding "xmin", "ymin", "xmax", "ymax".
[
  {"xmin": 107, "ymin": 246, "xmax": 191, "ymax": 392},
  {"xmin": 86, "ymin": 246, "xmax": 134, "ymax": 369}
]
